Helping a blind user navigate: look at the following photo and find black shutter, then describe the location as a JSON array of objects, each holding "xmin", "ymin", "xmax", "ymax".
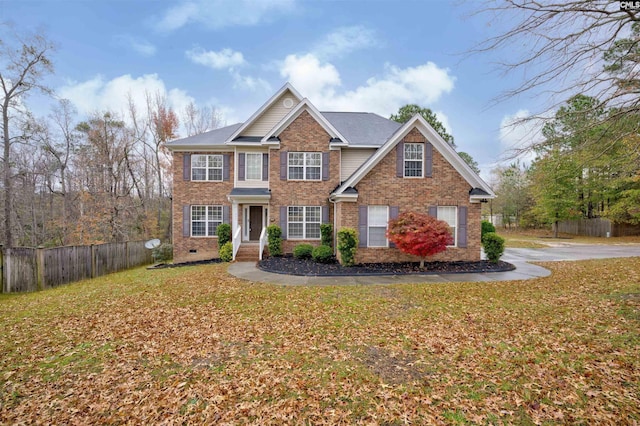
[
  {"xmin": 223, "ymin": 154, "xmax": 230, "ymax": 181},
  {"xmin": 223, "ymin": 205, "xmax": 230, "ymax": 224},
  {"xmin": 238, "ymin": 153, "xmax": 245, "ymax": 181},
  {"xmin": 322, "ymin": 206, "xmax": 329, "ymax": 223},
  {"xmin": 280, "ymin": 206, "xmax": 287, "ymax": 240},
  {"xmin": 389, "ymin": 206, "xmax": 399, "ymax": 248},
  {"xmin": 358, "ymin": 206, "xmax": 368, "ymax": 248},
  {"xmin": 425, "ymin": 143, "xmax": 433, "ymax": 178},
  {"xmin": 262, "ymin": 153, "xmax": 269, "ymax": 181},
  {"xmin": 183, "ymin": 154, "xmax": 191, "ymax": 181},
  {"xmin": 322, "ymin": 152, "xmax": 329, "ymax": 181},
  {"xmin": 280, "ymin": 151, "xmax": 288, "ymax": 180},
  {"xmin": 458, "ymin": 206, "xmax": 468, "ymax": 248},
  {"xmin": 396, "ymin": 142, "xmax": 404, "ymax": 177},
  {"xmin": 183, "ymin": 205, "xmax": 190, "ymax": 237},
  {"xmin": 428, "ymin": 206, "xmax": 437, "ymax": 217}
]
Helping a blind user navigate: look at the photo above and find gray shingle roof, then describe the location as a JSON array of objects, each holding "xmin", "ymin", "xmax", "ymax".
[
  {"xmin": 165, "ymin": 112, "xmax": 401, "ymax": 149},
  {"xmin": 322, "ymin": 112, "xmax": 402, "ymax": 147},
  {"xmin": 165, "ymin": 123, "xmax": 243, "ymax": 148}
]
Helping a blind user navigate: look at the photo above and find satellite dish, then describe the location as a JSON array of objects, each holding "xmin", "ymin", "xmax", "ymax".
[{"xmin": 145, "ymin": 239, "xmax": 161, "ymax": 249}]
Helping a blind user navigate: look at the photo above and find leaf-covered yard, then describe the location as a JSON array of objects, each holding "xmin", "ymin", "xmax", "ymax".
[{"xmin": 1, "ymin": 258, "xmax": 639, "ymax": 424}]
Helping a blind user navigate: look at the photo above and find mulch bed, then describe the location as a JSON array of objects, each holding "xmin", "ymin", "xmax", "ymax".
[
  {"xmin": 258, "ymin": 254, "xmax": 515, "ymax": 276},
  {"xmin": 148, "ymin": 258, "xmax": 223, "ymax": 269}
]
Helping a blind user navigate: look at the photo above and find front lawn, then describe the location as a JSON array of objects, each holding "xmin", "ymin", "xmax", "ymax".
[{"xmin": 1, "ymin": 259, "xmax": 639, "ymax": 424}]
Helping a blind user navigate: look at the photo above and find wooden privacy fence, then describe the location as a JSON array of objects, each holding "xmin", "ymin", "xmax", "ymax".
[
  {"xmin": 1, "ymin": 241, "xmax": 153, "ymax": 293},
  {"xmin": 554, "ymin": 218, "xmax": 640, "ymax": 237}
]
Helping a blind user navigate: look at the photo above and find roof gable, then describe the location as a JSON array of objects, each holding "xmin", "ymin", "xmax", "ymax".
[
  {"xmin": 262, "ymin": 98, "xmax": 348, "ymax": 143},
  {"xmin": 333, "ymin": 114, "xmax": 495, "ymax": 198},
  {"xmin": 226, "ymin": 83, "xmax": 302, "ymax": 142}
]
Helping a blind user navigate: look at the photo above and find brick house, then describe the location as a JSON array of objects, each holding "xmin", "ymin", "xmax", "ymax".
[{"xmin": 165, "ymin": 83, "xmax": 495, "ymax": 263}]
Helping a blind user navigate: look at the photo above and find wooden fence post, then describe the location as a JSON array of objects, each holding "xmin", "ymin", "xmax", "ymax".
[
  {"xmin": 36, "ymin": 247, "xmax": 45, "ymax": 291},
  {"xmin": 125, "ymin": 241, "xmax": 130, "ymax": 269},
  {"xmin": 0, "ymin": 245, "xmax": 3, "ymax": 293},
  {"xmin": 91, "ymin": 244, "xmax": 96, "ymax": 278}
]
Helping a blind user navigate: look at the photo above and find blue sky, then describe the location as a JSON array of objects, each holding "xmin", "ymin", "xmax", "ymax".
[{"xmin": 3, "ymin": 0, "xmax": 538, "ymax": 178}]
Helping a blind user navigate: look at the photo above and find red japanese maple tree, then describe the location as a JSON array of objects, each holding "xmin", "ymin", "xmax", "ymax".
[{"xmin": 386, "ymin": 211, "xmax": 453, "ymax": 269}]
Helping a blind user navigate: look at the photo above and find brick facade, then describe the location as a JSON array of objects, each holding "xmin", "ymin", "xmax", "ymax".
[
  {"xmin": 172, "ymin": 151, "xmax": 234, "ymax": 262},
  {"xmin": 269, "ymin": 110, "xmax": 339, "ymax": 253},
  {"xmin": 171, "ymin": 114, "xmax": 484, "ymax": 264},
  {"xmin": 336, "ymin": 128, "xmax": 482, "ymax": 263}
]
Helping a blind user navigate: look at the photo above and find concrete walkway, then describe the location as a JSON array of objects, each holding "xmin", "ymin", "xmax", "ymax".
[{"xmin": 227, "ymin": 244, "xmax": 640, "ymax": 286}]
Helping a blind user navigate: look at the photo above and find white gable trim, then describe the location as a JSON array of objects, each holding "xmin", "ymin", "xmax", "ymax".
[
  {"xmin": 225, "ymin": 83, "xmax": 303, "ymax": 143},
  {"xmin": 332, "ymin": 114, "xmax": 495, "ymax": 198},
  {"xmin": 261, "ymin": 98, "xmax": 348, "ymax": 144}
]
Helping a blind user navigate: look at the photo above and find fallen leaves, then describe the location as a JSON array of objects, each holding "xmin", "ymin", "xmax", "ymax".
[{"xmin": 0, "ymin": 258, "xmax": 639, "ymax": 424}]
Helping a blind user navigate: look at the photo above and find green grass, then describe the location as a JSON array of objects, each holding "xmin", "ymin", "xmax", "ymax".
[{"xmin": 0, "ymin": 258, "xmax": 639, "ymax": 424}]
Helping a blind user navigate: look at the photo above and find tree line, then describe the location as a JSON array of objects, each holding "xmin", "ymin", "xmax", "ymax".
[{"xmin": 0, "ymin": 28, "xmax": 222, "ymax": 248}]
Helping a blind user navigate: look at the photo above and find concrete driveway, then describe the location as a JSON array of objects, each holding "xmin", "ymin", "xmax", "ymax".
[{"xmin": 227, "ymin": 243, "xmax": 640, "ymax": 285}]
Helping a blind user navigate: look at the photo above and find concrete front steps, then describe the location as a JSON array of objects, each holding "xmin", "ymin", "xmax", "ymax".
[{"xmin": 234, "ymin": 243, "xmax": 261, "ymax": 262}]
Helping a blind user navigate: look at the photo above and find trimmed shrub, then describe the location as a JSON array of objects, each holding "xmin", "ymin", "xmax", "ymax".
[
  {"xmin": 217, "ymin": 223, "xmax": 232, "ymax": 248},
  {"xmin": 337, "ymin": 227, "xmax": 358, "ymax": 266},
  {"xmin": 481, "ymin": 220, "xmax": 496, "ymax": 242},
  {"xmin": 219, "ymin": 241, "xmax": 233, "ymax": 262},
  {"xmin": 152, "ymin": 243, "xmax": 173, "ymax": 263},
  {"xmin": 482, "ymin": 232, "xmax": 505, "ymax": 263},
  {"xmin": 320, "ymin": 223, "xmax": 333, "ymax": 247},
  {"xmin": 267, "ymin": 225, "xmax": 283, "ymax": 257},
  {"xmin": 312, "ymin": 245, "xmax": 334, "ymax": 263},
  {"xmin": 293, "ymin": 243, "xmax": 314, "ymax": 259}
]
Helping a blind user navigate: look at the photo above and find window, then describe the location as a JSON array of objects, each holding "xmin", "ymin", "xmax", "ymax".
[
  {"xmin": 191, "ymin": 205, "xmax": 222, "ymax": 237},
  {"xmin": 288, "ymin": 206, "xmax": 321, "ymax": 239},
  {"xmin": 192, "ymin": 154, "xmax": 223, "ymax": 181},
  {"xmin": 246, "ymin": 153, "xmax": 262, "ymax": 180},
  {"xmin": 437, "ymin": 206, "xmax": 457, "ymax": 246},
  {"xmin": 288, "ymin": 152, "xmax": 321, "ymax": 180},
  {"xmin": 404, "ymin": 143, "xmax": 423, "ymax": 177},
  {"xmin": 368, "ymin": 206, "xmax": 388, "ymax": 247}
]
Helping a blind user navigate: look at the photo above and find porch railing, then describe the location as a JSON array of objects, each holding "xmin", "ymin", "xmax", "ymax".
[
  {"xmin": 258, "ymin": 227, "xmax": 268, "ymax": 260},
  {"xmin": 232, "ymin": 226, "xmax": 242, "ymax": 261}
]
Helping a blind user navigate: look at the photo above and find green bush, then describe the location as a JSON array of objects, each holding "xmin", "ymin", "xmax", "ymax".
[
  {"xmin": 481, "ymin": 220, "xmax": 496, "ymax": 242},
  {"xmin": 482, "ymin": 232, "xmax": 505, "ymax": 263},
  {"xmin": 312, "ymin": 245, "xmax": 334, "ymax": 263},
  {"xmin": 152, "ymin": 243, "xmax": 173, "ymax": 263},
  {"xmin": 293, "ymin": 243, "xmax": 314, "ymax": 259},
  {"xmin": 216, "ymin": 223, "xmax": 232, "ymax": 248},
  {"xmin": 320, "ymin": 223, "xmax": 333, "ymax": 247},
  {"xmin": 337, "ymin": 227, "xmax": 358, "ymax": 266},
  {"xmin": 219, "ymin": 241, "xmax": 233, "ymax": 262},
  {"xmin": 267, "ymin": 225, "xmax": 283, "ymax": 257}
]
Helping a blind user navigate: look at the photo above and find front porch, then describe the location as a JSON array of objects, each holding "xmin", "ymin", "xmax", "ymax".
[{"xmin": 228, "ymin": 188, "xmax": 271, "ymax": 261}]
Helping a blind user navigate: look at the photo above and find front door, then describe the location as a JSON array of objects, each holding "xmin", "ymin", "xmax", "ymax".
[{"xmin": 249, "ymin": 206, "xmax": 262, "ymax": 241}]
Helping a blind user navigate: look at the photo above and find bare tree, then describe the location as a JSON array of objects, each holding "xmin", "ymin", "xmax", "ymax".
[
  {"xmin": 182, "ymin": 101, "xmax": 223, "ymax": 136},
  {"xmin": 470, "ymin": 1, "xmax": 640, "ymax": 153},
  {"xmin": 0, "ymin": 27, "xmax": 55, "ymax": 247}
]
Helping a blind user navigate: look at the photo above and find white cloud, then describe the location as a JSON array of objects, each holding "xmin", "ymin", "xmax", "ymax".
[
  {"xmin": 313, "ymin": 26, "xmax": 378, "ymax": 60},
  {"xmin": 231, "ymin": 73, "xmax": 271, "ymax": 92},
  {"xmin": 113, "ymin": 35, "xmax": 157, "ymax": 57},
  {"xmin": 58, "ymin": 73, "xmax": 195, "ymax": 125},
  {"xmin": 434, "ymin": 110, "xmax": 452, "ymax": 135},
  {"xmin": 279, "ymin": 54, "xmax": 455, "ymax": 117},
  {"xmin": 154, "ymin": 0, "xmax": 295, "ymax": 32},
  {"xmin": 185, "ymin": 47, "xmax": 246, "ymax": 70},
  {"xmin": 499, "ymin": 109, "xmax": 543, "ymax": 163}
]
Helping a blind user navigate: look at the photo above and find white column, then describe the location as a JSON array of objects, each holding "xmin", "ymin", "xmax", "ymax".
[{"xmin": 232, "ymin": 201, "xmax": 239, "ymax": 236}]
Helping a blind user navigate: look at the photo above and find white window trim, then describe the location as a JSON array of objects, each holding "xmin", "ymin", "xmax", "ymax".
[
  {"xmin": 191, "ymin": 205, "xmax": 223, "ymax": 237},
  {"xmin": 287, "ymin": 206, "xmax": 322, "ymax": 240},
  {"xmin": 404, "ymin": 143, "xmax": 424, "ymax": 178},
  {"xmin": 245, "ymin": 153, "xmax": 263, "ymax": 181},
  {"xmin": 368, "ymin": 205, "xmax": 389, "ymax": 248},
  {"xmin": 287, "ymin": 152, "xmax": 322, "ymax": 181},
  {"xmin": 437, "ymin": 206, "xmax": 457, "ymax": 248},
  {"xmin": 192, "ymin": 154, "xmax": 223, "ymax": 182}
]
